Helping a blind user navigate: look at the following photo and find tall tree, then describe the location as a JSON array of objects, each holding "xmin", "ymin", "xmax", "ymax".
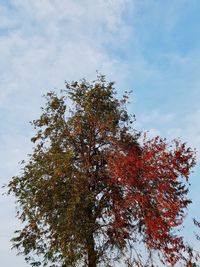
[{"xmin": 8, "ymin": 75, "xmax": 196, "ymax": 267}]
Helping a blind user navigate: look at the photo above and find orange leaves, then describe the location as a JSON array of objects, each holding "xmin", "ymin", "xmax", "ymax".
[{"xmin": 107, "ymin": 136, "xmax": 196, "ymax": 265}]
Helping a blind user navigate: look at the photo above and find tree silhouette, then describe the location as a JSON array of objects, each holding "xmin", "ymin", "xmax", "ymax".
[{"xmin": 8, "ymin": 75, "xmax": 196, "ymax": 267}]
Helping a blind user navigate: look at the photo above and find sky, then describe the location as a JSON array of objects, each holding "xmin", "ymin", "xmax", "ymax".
[{"xmin": 1, "ymin": 0, "xmax": 200, "ymax": 266}]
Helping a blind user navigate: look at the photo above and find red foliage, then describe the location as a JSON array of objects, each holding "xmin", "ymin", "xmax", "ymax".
[{"xmin": 108, "ymin": 136, "xmax": 196, "ymax": 265}]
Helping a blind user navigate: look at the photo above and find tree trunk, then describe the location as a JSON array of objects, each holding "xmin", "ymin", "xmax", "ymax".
[{"xmin": 87, "ymin": 232, "xmax": 97, "ymax": 267}]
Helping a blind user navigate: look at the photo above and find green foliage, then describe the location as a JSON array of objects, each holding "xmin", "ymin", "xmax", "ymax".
[{"xmin": 8, "ymin": 75, "xmax": 136, "ymax": 267}]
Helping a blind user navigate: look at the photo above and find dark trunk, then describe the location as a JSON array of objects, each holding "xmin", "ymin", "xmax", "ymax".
[{"xmin": 87, "ymin": 232, "xmax": 97, "ymax": 267}]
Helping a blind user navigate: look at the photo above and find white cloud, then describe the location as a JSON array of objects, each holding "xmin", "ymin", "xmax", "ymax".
[
  {"xmin": 0, "ymin": 0, "xmax": 134, "ymax": 184},
  {"xmin": 167, "ymin": 109, "xmax": 200, "ymax": 154},
  {"xmin": 0, "ymin": 0, "xmax": 134, "ymax": 112},
  {"xmin": 136, "ymin": 108, "xmax": 200, "ymax": 153}
]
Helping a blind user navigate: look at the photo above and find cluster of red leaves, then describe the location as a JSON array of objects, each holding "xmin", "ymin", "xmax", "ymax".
[{"xmin": 108, "ymin": 136, "xmax": 196, "ymax": 265}]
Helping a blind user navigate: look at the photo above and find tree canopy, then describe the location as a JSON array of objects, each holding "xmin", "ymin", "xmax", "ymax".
[{"xmin": 8, "ymin": 75, "xmax": 196, "ymax": 267}]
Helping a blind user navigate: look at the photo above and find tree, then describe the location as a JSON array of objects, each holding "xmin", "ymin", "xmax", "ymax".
[{"xmin": 8, "ymin": 75, "xmax": 196, "ymax": 267}]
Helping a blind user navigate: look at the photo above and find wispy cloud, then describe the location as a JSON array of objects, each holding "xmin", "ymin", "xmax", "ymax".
[{"xmin": 0, "ymin": 0, "xmax": 134, "ymax": 180}]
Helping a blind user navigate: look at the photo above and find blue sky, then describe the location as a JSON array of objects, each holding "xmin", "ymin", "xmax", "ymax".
[{"xmin": 1, "ymin": 1, "xmax": 200, "ymax": 266}]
